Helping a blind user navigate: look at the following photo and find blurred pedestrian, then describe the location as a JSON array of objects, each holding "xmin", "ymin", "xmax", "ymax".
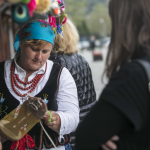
[
  {"xmin": 75, "ymin": 0, "xmax": 150, "ymax": 149},
  {"xmin": 89, "ymin": 35, "xmax": 95, "ymax": 51}
]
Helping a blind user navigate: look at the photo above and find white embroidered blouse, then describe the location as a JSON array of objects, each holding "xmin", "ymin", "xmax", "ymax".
[{"xmin": 4, "ymin": 54, "xmax": 79, "ymax": 150}]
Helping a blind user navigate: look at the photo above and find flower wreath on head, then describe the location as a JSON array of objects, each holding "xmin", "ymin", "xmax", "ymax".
[
  {"xmin": 48, "ymin": 0, "xmax": 68, "ymax": 35},
  {"xmin": 7, "ymin": 0, "xmax": 67, "ymax": 31}
]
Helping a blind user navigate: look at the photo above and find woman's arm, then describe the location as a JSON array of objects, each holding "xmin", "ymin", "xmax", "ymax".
[
  {"xmin": 75, "ymin": 100, "xmax": 129, "ymax": 150},
  {"xmin": 56, "ymin": 67, "xmax": 79, "ymax": 135},
  {"xmin": 76, "ymin": 61, "xmax": 150, "ymax": 150},
  {"xmin": 44, "ymin": 67, "xmax": 79, "ymax": 137}
]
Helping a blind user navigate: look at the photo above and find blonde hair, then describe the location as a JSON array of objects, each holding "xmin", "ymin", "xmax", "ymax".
[
  {"xmin": 19, "ymin": 39, "xmax": 51, "ymax": 49},
  {"xmin": 53, "ymin": 18, "xmax": 79, "ymax": 54}
]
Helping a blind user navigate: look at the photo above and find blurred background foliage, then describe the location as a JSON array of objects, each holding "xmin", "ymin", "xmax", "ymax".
[{"xmin": 65, "ymin": 0, "xmax": 111, "ymax": 38}]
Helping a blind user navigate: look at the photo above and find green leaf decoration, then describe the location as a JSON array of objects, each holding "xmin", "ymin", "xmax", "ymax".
[{"xmin": 56, "ymin": 11, "xmax": 67, "ymax": 24}]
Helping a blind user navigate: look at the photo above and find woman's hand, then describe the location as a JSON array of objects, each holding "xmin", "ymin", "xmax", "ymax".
[
  {"xmin": 101, "ymin": 135, "xmax": 119, "ymax": 150},
  {"xmin": 43, "ymin": 111, "xmax": 61, "ymax": 134}
]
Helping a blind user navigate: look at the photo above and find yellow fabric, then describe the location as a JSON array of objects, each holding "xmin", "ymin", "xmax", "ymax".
[{"xmin": 0, "ymin": 104, "xmax": 39, "ymax": 141}]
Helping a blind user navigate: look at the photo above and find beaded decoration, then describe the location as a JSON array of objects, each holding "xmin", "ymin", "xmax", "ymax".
[
  {"xmin": 48, "ymin": 0, "xmax": 67, "ymax": 35},
  {"xmin": 43, "ymin": 94, "xmax": 49, "ymax": 104},
  {"xmin": 11, "ymin": 60, "xmax": 47, "ymax": 97},
  {"xmin": 0, "ymin": 93, "xmax": 7, "ymax": 117},
  {"xmin": 0, "ymin": 97, "xmax": 46, "ymax": 141}
]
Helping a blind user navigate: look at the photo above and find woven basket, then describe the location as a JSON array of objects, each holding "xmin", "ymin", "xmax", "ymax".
[{"xmin": 0, "ymin": 97, "xmax": 46, "ymax": 141}]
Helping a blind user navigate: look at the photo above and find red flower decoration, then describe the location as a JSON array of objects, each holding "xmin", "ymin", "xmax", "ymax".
[{"xmin": 10, "ymin": 134, "xmax": 35, "ymax": 150}]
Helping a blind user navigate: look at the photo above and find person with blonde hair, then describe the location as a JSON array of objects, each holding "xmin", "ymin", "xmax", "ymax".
[
  {"xmin": 49, "ymin": 18, "xmax": 97, "ymax": 149},
  {"xmin": 75, "ymin": 0, "xmax": 150, "ymax": 149},
  {"xmin": 52, "ymin": 18, "xmax": 79, "ymax": 55}
]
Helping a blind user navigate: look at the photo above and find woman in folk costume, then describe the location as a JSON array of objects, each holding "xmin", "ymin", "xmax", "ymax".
[{"xmin": 1, "ymin": 19, "xmax": 79, "ymax": 150}]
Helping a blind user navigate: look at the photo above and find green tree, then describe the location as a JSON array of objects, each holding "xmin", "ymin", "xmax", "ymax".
[
  {"xmin": 86, "ymin": 3, "xmax": 111, "ymax": 37},
  {"xmin": 64, "ymin": 0, "xmax": 111, "ymax": 37}
]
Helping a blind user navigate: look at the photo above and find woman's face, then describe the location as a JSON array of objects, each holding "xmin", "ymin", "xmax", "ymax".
[{"xmin": 19, "ymin": 42, "xmax": 52, "ymax": 72}]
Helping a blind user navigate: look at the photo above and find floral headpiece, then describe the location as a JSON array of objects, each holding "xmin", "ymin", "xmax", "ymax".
[
  {"xmin": 5, "ymin": 0, "xmax": 67, "ymax": 34},
  {"xmin": 9, "ymin": 0, "xmax": 51, "ymax": 24},
  {"xmin": 14, "ymin": 19, "xmax": 55, "ymax": 52},
  {"xmin": 48, "ymin": 0, "xmax": 68, "ymax": 34}
]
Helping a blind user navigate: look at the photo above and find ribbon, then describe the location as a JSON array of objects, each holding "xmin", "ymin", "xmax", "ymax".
[
  {"xmin": 10, "ymin": 134, "xmax": 35, "ymax": 150},
  {"xmin": 49, "ymin": 16, "xmax": 57, "ymax": 28}
]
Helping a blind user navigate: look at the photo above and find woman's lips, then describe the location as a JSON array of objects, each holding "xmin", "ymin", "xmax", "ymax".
[{"xmin": 32, "ymin": 60, "xmax": 40, "ymax": 64}]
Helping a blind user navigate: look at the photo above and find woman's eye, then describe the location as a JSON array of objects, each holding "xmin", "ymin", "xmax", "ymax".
[
  {"xmin": 43, "ymin": 51, "xmax": 48, "ymax": 54},
  {"xmin": 31, "ymin": 48, "xmax": 37, "ymax": 51}
]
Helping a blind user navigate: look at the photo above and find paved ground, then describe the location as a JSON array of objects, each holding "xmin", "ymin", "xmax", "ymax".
[{"xmin": 79, "ymin": 47, "xmax": 108, "ymax": 100}]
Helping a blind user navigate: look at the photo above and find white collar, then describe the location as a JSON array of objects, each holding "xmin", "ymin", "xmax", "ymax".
[{"xmin": 14, "ymin": 52, "xmax": 46, "ymax": 75}]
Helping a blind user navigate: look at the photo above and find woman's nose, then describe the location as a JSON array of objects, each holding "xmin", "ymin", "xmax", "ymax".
[{"xmin": 35, "ymin": 52, "xmax": 42, "ymax": 59}]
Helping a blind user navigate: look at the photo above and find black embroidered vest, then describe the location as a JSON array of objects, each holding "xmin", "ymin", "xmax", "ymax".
[{"xmin": 0, "ymin": 61, "xmax": 71, "ymax": 149}]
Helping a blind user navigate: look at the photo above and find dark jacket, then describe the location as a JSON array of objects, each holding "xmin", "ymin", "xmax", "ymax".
[
  {"xmin": 76, "ymin": 57, "xmax": 150, "ymax": 150},
  {"xmin": 49, "ymin": 52, "xmax": 97, "ymax": 148}
]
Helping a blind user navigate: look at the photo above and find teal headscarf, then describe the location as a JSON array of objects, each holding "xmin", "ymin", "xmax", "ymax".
[{"xmin": 14, "ymin": 19, "xmax": 55, "ymax": 52}]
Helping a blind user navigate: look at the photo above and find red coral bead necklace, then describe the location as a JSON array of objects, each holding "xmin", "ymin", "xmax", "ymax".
[{"xmin": 11, "ymin": 60, "xmax": 47, "ymax": 97}]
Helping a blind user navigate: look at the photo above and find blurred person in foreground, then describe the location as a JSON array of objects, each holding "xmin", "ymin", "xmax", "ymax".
[
  {"xmin": 75, "ymin": 0, "xmax": 150, "ymax": 149},
  {"xmin": 1, "ymin": 19, "xmax": 79, "ymax": 150},
  {"xmin": 49, "ymin": 18, "xmax": 118, "ymax": 150}
]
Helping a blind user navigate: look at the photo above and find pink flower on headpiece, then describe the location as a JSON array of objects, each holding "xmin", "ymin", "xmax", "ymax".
[
  {"xmin": 20, "ymin": 31, "xmax": 31, "ymax": 39},
  {"xmin": 57, "ymin": 0, "xmax": 61, "ymax": 4},
  {"xmin": 37, "ymin": 20, "xmax": 48, "ymax": 24},
  {"xmin": 48, "ymin": 16, "xmax": 57, "ymax": 28},
  {"xmin": 20, "ymin": 32, "xmax": 26, "ymax": 39},
  {"xmin": 41, "ymin": 20, "xmax": 47, "ymax": 24},
  {"xmin": 62, "ymin": 17, "xmax": 67, "ymax": 24},
  {"xmin": 35, "ymin": 20, "xmax": 50, "ymax": 28},
  {"xmin": 27, "ymin": 0, "xmax": 37, "ymax": 17}
]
